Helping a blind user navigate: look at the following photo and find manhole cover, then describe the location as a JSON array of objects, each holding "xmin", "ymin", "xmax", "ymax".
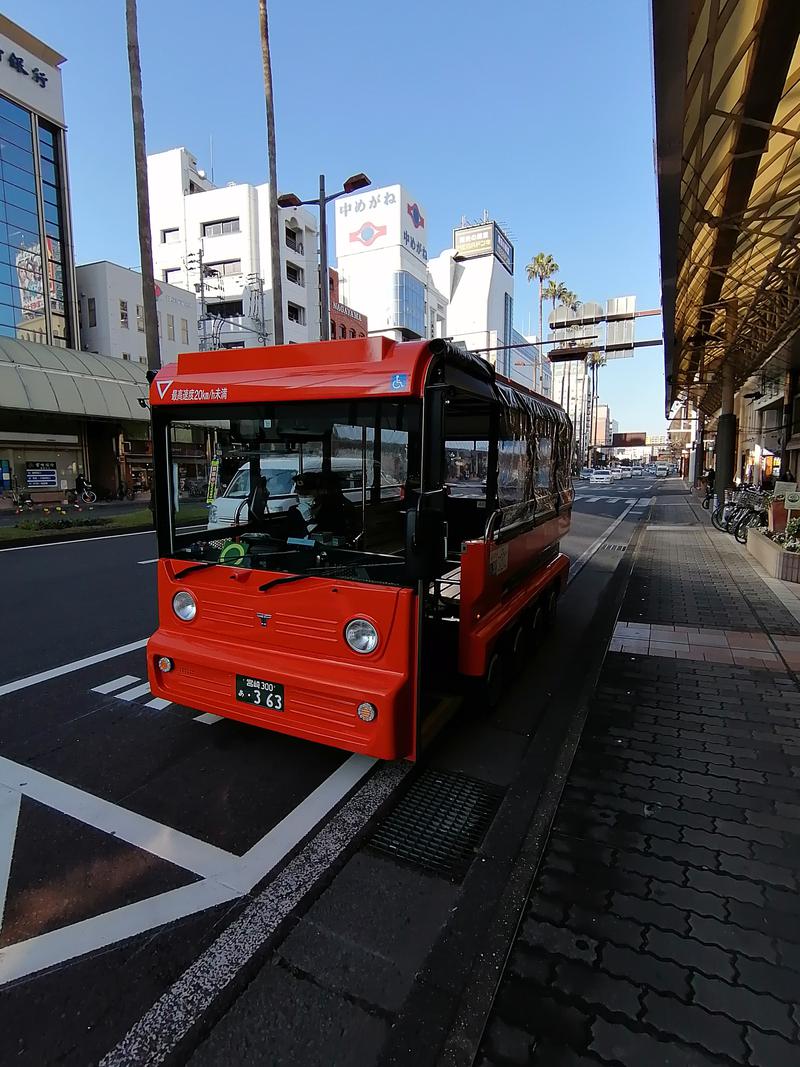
[{"xmin": 369, "ymin": 768, "xmax": 503, "ymax": 881}]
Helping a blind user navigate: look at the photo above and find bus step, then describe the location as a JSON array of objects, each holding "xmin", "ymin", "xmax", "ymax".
[{"xmin": 368, "ymin": 768, "xmax": 503, "ymax": 882}]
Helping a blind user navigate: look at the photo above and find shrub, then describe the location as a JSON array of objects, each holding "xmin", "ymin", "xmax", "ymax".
[{"xmin": 17, "ymin": 517, "xmax": 111, "ymax": 532}]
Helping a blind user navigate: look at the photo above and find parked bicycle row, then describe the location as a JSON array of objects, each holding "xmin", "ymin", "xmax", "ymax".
[{"xmin": 705, "ymin": 483, "xmax": 768, "ymax": 543}]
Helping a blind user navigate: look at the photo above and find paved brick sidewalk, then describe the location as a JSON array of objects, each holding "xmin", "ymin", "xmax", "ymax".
[{"xmin": 478, "ymin": 484, "xmax": 800, "ymax": 1066}]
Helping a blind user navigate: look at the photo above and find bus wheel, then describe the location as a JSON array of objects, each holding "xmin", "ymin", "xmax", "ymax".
[
  {"xmin": 481, "ymin": 650, "xmax": 505, "ymax": 709},
  {"xmin": 546, "ymin": 587, "xmax": 559, "ymax": 624},
  {"xmin": 510, "ymin": 624, "xmax": 527, "ymax": 675}
]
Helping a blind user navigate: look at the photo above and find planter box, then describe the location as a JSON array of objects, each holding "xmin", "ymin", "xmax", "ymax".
[
  {"xmin": 769, "ymin": 499, "xmax": 788, "ymax": 533},
  {"xmin": 747, "ymin": 528, "xmax": 800, "ymax": 583}
]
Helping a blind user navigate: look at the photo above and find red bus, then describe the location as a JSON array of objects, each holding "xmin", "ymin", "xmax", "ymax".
[{"xmin": 147, "ymin": 337, "xmax": 573, "ymax": 760}]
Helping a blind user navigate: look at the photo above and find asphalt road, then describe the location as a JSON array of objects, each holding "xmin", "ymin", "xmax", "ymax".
[{"xmin": 0, "ymin": 480, "xmax": 655, "ymax": 1065}]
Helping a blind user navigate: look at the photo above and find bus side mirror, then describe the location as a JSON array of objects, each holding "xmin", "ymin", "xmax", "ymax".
[{"xmin": 405, "ymin": 508, "xmax": 447, "ymax": 580}]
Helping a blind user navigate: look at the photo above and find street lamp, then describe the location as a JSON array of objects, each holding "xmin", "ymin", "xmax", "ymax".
[{"xmin": 277, "ymin": 172, "xmax": 371, "ymax": 341}]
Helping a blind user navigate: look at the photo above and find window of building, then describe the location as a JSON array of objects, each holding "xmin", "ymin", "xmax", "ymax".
[
  {"xmin": 206, "ymin": 259, "xmax": 241, "ymax": 277},
  {"xmin": 221, "ymin": 341, "xmax": 246, "ymax": 349},
  {"xmin": 286, "ymin": 261, "xmax": 304, "ymax": 286},
  {"xmin": 87, "ymin": 297, "xmax": 97, "ymax": 328},
  {"xmin": 164, "ymin": 268, "xmax": 181, "ymax": 284},
  {"xmin": 167, "ymin": 313, "xmax": 175, "ymax": 341},
  {"xmin": 202, "ymin": 218, "xmax": 240, "ymax": 237},
  {"xmin": 180, "ymin": 317, "xmax": 189, "ymax": 344},
  {"xmin": 349, "ymin": 329, "xmax": 356, "ymax": 339},
  {"xmin": 330, "ymin": 320, "xmax": 336, "ymax": 337},
  {"xmin": 122, "ymin": 352, "xmax": 131, "ymax": 361},
  {"xmin": 339, "ymin": 324, "xmax": 347, "ymax": 338},
  {"xmin": 161, "ymin": 227, "xmax": 180, "ymax": 243},
  {"xmin": 136, "ymin": 304, "xmax": 144, "ymax": 332},
  {"xmin": 503, "ymin": 293, "xmax": 514, "ymax": 362},
  {"xmin": 285, "ymin": 225, "xmax": 303, "ymax": 253},
  {"xmin": 393, "ymin": 271, "xmax": 425, "ymax": 336},
  {"xmin": 287, "ymin": 302, "xmax": 305, "ymax": 325},
  {"xmin": 207, "ymin": 299, "xmax": 243, "ymax": 319},
  {"xmin": 120, "ymin": 299, "xmax": 129, "ymax": 329}
]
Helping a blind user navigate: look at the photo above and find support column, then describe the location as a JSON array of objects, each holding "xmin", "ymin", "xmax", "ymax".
[{"xmin": 715, "ymin": 365, "xmax": 737, "ymax": 492}]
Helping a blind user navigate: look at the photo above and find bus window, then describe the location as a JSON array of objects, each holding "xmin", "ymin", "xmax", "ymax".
[{"xmin": 163, "ymin": 400, "xmax": 420, "ymax": 583}]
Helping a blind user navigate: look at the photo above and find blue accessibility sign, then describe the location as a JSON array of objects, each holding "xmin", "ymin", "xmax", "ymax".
[{"xmin": 390, "ymin": 374, "xmax": 408, "ymax": 391}]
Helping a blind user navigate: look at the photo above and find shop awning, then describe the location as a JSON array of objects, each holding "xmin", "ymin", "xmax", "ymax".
[
  {"xmin": 0, "ymin": 339, "xmax": 150, "ymax": 422},
  {"xmin": 653, "ymin": 0, "xmax": 800, "ymax": 414}
]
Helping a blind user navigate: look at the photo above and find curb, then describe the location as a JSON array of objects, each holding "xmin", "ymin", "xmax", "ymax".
[{"xmin": 0, "ymin": 522, "xmax": 154, "ymax": 550}]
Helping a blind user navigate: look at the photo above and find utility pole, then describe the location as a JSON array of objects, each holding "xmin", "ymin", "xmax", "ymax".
[
  {"xmin": 318, "ymin": 174, "xmax": 330, "ymax": 341},
  {"xmin": 186, "ymin": 249, "xmax": 208, "ymax": 350},
  {"xmin": 258, "ymin": 0, "xmax": 284, "ymax": 346},
  {"xmin": 125, "ymin": 0, "xmax": 160, "ymax": 375}
]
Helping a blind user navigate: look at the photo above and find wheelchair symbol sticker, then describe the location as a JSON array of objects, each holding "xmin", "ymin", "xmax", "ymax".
[{"xmin": 390, "ymin": 374, "xmax": 408, "ymax": 391}]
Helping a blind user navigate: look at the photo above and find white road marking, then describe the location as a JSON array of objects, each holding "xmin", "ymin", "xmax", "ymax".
[
  {"xmin": 220, "ymin": 754, "xmax": 377, "ymax": 894},
  {"xmin": 116, "ymin": 682, "xmax": 154, "ymax": 702},
  {"xmin": 0, "ymin": 530, "xmax": 154, "ymax": 553},
  {"xmin": 0, "ymin": 880, "xmax": 238, "ymax": 987},
  {"xmin": 100, "ymin": 760, "xmax": 408, "ymax": 1067},
  {"xmin": 0, "ymin": 752, "xmax": 382, "ymax": 986},
  {"xmin": 0, "ymin": 785, "xmax": 21, "ymax": 930},
  {"xmin": 91, "ymin": 675, "xmax": 140, "ymax": 695},
  {"xmin": 146, "ymin": 697, "xmax": 172, "ymax": 710},
  {"xmin": 0, "ymin": 757, "xmax": 237, "ymax": 880},
  {"xmin": 568, "ymin": 501, "xmax": 638, "ymax": 584},
  {"xmin": 194, "ymin": 713, "xmax": 223, "ymax": 725},
  {"xmin": 0, "ymin": 639, "xmax": 149, "ymax": 699}
]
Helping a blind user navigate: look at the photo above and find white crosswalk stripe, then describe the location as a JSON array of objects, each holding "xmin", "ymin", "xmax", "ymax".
[
  {"xmin": 194, "ymin": 713, "xmax": 223, "ymax": 725},
  {"xmin": 145, "ymin": 697, "xmax": 172, "ymax": 710},
  {"xmin": 116, "ymin": 682, "xmax": 154, "ymax": 702},
  {"xmin": 91, "ymin": 675, "xmax": 140, "ymax": 695}
]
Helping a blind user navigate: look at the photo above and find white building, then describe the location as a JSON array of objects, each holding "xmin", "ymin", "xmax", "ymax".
[
  {"xmin": 429, "ymin": 220, "xmax": 515, "ymax": 358},
  {"xmin": 334, "ymin": 183, "xmax": 441, "ymax": 341},
  {"xmin": 76, "ymin": 261, "xmax": 198, "ymax": 365},
  {"xmin": 147, "ymin": 147, "xmax": 319, "ymax": 348}
]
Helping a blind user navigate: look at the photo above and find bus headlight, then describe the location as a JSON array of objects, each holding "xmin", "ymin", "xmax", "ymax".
[
  {"xmin": 172, "ymin": 590, "xmax": 197, "ymax": 621},
  {"xmin": 345, "ymin": 618, "xmax": 379, "ymax": 654}
]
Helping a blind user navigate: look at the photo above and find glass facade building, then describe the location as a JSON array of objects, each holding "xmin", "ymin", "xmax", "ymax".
[
  {"xmin": 0, "ymin": 93, "xmax": 72, "ymax": 347},
  {"xmin": 393, "ymin": 270, "xmax": 425, "ymax": 337}
]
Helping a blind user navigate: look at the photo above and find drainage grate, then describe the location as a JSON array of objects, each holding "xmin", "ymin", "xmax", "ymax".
[
  {"xmin": 368, "ymin": 768, "xmax": 503, "ymax": 881},
  {"xmin": 605, "ymin": 543, "xmax": 627, "ymax": 552}
]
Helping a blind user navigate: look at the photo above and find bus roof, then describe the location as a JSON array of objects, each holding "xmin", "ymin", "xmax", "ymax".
[{"xmin": 149, "ymin": 336, "xmax": 564, "ymax": 414}]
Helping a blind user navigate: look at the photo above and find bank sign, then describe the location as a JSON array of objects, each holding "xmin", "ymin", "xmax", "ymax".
[
  {"xmin": 0, "ymin": 31, "xmax": 64, "ymax": 125},
  {"xmin": 453, "ymin": 221, "xmax": 514, "ymax": 276},
  {"xmin": 335, "ymin": 184, "xmax": 429, "ymax": 266}
]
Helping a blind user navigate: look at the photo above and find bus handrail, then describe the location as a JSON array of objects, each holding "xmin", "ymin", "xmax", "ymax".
[{"xmin": 484, "ymin": 509, "xmax": 503, "ymax": 541}]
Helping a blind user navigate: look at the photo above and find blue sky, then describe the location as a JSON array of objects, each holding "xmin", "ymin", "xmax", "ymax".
[{"xmin": 9, "ymin": 0, "xmax": 665, "ymax": 432}]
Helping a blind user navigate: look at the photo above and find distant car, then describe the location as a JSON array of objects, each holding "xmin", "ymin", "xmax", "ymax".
[
  {"xmin": 589, "ymin": 470, "xmax": 613, "ymax": 485},
  {"xmin": 656, "ymin": 463, "xmax": 669, "ymax": 477},
  {"xmin": 608, "ymin": 468, "xmax": 622, "ymax": 482},
  {"xmin": 620, "ymin": 468, "xmax": 633, "ymax": 479},
  {"xmin": 579, "ymin": 468, "xmax": 593, "ymax": 480},
  {"xmin": 631, "ymin": 467, "xmax": 643, "ymax": 476}
]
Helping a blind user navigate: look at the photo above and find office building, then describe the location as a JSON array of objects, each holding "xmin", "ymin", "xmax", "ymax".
[
  {"xmin": 328, "ymin": 268, "xmax": 368, "ymax": 340},
  {"xmin": 0, "ymin": 15, "xmax": 76, "ymax": 348},
  {"xmin": 147, "ymin": 147, "xmax": 319, "ymax": 348},
  {"xmin": 76, "ymin": 261, "xmax": 199, "ymax": 365},
  {"xmin": 333, "ymin": 183, "xmax": 441, "ymax": 341}
]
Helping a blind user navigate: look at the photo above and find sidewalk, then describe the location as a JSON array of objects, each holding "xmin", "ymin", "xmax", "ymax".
[{"xmin": 479, "ymin": 482, "xmax": 800, "ymax": 1066}]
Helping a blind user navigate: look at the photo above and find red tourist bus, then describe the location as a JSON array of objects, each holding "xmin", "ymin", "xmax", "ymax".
[{"xmin": 147, "ymin": 337, "xmax": 573, "ymax": 760}]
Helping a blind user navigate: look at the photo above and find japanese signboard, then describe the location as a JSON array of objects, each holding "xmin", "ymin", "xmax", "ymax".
[
  {"xmin": 0, "ymin": 30, "xmax": 64, "ymax": 125},
  {"xmin": 206, "ymin": 458, "xmax": 220, "ymax": 503},
  {"xmin": 335, "ymin": 184, "xmax": 429, "ymax": 266},
  {"xmin": 453, "ymin": 221, "xmax": 514, "ymax": 275},
  {"xmin": 612, "ymin": 432, "xmax": 647, "ymax": 447},
  {"xmin": 26, "ymin": 461, "xmax": 57, "ymax": 488}
]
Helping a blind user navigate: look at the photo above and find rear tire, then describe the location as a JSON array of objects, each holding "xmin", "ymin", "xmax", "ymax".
[
  {"xmin": 711, "ymin": 505, "xmax": 725, "ymax": 531},
  {"xmin": 481, "ymin": 650, "xmax": 505, "ymax": 710}
]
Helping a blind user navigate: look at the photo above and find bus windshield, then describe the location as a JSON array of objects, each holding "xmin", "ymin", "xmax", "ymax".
[{"xmin": 163, "ymin": 400, "xmax": 420, "ymax": 584}]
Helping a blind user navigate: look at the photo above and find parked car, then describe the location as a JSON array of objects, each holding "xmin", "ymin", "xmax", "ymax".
[{"xmin": 589, "ymin": 470, "xmax": 613, "ymax": 485}]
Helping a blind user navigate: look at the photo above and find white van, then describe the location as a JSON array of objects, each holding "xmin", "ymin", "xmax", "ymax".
[
  {"xmin": 207, "ymin": 455, "xmax": 398, "ymax": 529},
  {"xmin": 656, "ymin": 462, "xmax": 669, "ymax": 478}
]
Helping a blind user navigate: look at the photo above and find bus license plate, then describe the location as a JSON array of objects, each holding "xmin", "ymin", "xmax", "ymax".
[{"xmin": 235, "ymin": 675, "xmax": 285, "ymax": 711}]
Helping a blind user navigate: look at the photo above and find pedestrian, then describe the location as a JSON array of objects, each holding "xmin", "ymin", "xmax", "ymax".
[{"xmin": 74, "ymin": 471, "xmax": 86, "ymax": 507}]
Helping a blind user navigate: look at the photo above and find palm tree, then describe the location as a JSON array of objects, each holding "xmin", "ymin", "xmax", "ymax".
[
  {"xmin": 525, "ymin": 253, "xmax": 558, "ymax": 350},
  {"xmin": 125, "ymin": 0, "xmax": 160, "ymax": 374},
  {"xmin": 587, "ymin": 350, "xmax": 607, "ymax": 466},
  {"xmin": 258, "ymin": 0, "xmax": 284, "ymax": 345}
]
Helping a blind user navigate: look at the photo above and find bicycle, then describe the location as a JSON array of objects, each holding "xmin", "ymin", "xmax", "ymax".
[{"xmin": 68, "ymin": 484, "xmax": 97, "ymax": 506}]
